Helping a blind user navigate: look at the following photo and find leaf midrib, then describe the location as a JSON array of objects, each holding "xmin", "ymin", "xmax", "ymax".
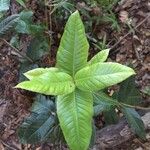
[
  {"xmin": 72, "ymin": 91, "xmax": 81, "ymax": 149},
  {"xmin": 27, "ymin": 115, "xmax": 54, "ymax": 142},
  {"xmin": 76, "ymin": 72, "xmax": 133, "ymax": 81},
  {"xmin": 72, "ymin": 15, "xmax": 77, "ymax": 78}
]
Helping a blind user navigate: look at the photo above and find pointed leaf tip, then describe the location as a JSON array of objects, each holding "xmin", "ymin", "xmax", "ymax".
[
  {"xmin": 56, "ymin": 9, "xmax": 89, "ymax": 76},
  {"xmin": 73, "ymin": 10, "xmax": 79, "ymax": 15},
  {"xmin": 88, "ymin": 49, "xmax": 110, "ymax": 65}
]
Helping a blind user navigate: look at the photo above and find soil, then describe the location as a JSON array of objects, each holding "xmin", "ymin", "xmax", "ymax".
[{"xmin": 0, "ymin": 0, "xmax": 150, "ymax": 150}]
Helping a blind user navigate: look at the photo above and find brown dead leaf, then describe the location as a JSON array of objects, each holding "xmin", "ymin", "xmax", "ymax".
[
  {"xmin": 0, "ymin": 142, "xmax": 5, "ymax": 150},
  {"xmin": 0, "ymin": 100, "xmax": 7, "ymax": 121},
  {"xmin": 2, "ymin": 129, "xmax": 15, "ymax": 140},
  {"xmin": 119, "ymin": 11, "xmax": 129, "ymax": 23}
]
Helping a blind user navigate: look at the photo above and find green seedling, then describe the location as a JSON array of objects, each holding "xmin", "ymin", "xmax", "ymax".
[{"xmin": 16, "ymin": 11, "xmax": 135, "ymax": 150}]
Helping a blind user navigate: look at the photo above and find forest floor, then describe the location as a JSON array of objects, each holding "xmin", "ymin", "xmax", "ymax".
[{"xmin": 0, "ymin": 0, "xmax": 150, "ymax": 149}]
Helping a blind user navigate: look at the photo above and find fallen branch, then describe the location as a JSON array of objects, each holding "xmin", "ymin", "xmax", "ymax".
[
  {"xmin": 93, "ymin": 112, "xmax": 150, "ymax": 149},
  {"xmin": 0, "ymin": 140, "xmax": 16, "ymax": 150},
  {"xmin": 0, "ymin": 38, "xmax": 33, "ymax": 63}
]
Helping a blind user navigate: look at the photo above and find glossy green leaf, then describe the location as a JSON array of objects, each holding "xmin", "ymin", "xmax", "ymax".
[
  {"xmin": 93, "ymin": 92, "xmax": 119, "ymax": 116},
  {"xmin": 75, "ymin": 62, "xmax": 135, "ymax": 92},
  {"xmin": 15, "ymin": 69, "xmax": 75, "ymax": 95},
  {"xmin": 56, "ymin": 11, "xmax": 89, "ymax": 77},
  {"xmin": 122, "ymin": 107, "xmax": 146, "ymax": 139},
  {"xmin": 88, "ymin": 49, "xmax": 110, "ymax": 65},
  {"xmin": 57, "ymin": 89, "xmax": 93, "ymax": 150},
  {"xmin": 114, "ymin": 76, "xmax": 141, "ymax": 105}
]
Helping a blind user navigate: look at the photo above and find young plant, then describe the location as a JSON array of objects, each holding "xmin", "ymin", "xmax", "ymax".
[{"xmin": 16, "ymin": 11, "xmax": 135, "ymax": 150}]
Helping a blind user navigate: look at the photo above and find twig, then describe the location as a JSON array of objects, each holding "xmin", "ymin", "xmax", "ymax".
[
  {"xmin": 44, "ymin": 0, "xmax": 49, "ymax": 30},
  {"xmin": 48, "ymin": 3, "xmax": 52, "ymax": 53},
  {"xmin": 0, "ymin": 140, "xmax": 16, "ymax": 150},
  {"xmin": 44, "ymin": 0, "xmax": 52, "ymax": 64},
  {"xmin": 0, "ymin": 38, "xmax": 33, "ymax": 63},
  {"xmin": 132, "ymin": 36, "xmax": 141, "ymax": 62},
  {"xmin": 110, "ymin": 14, "xmax": 150, "ymax": 51}
]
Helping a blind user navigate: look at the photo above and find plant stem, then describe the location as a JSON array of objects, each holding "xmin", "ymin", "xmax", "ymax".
[
  {"xmin": 0, "ymin": 38, "xmax": 33, "ymax": 63},
  {"xmin": 120, "ymin": 103, "xmax": 150, "ymax": 111},
  {"xmin": 94, "ymin": 92, "xmax": 150, "ymax": 111}
]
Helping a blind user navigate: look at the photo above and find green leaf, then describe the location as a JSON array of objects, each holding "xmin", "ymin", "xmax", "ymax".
[
  {"xmin": 103, "ymin": 108, "xmax": 118, "ymax": 124},
  {"xmin": 114, "ymin": 76, "xmax": 141, "ymax": 105},
  {"xmin": 26, "ymin": 37, "xmax": 49, "ymax": 61},
  {"xmin": 57, "ymin": 89, "xmax": 93, "ymax": 150},
  {"xmin": 75, "ymin": 62, "xmax": 135, "ymax": 92},
  {"xmin": 10, "ymin": 35, "xmax": 20, "ymax": 49},
  {"xmin": 18, "ymin": 113, "xmax": 55, "ymax": 144},
  {"xmin": 0, "ymin": 0, "xmax": 10, "ymax": 11},
  {"xmin": 15, "ymin": 10, "xmax": 33, "ymax": 34},
  {"xmin": 16, "ymin": 0, "xmax": 26, "ymax": 8},
  {"xmin": 15, "ymin": 69, "xmax": 75, "ymax": 95},
  {"xmin": 89, "ymin": 122, "xmax": 96, "ymax": 148},
  {"xmin": 29, "ymin": 24, "xmax": 46, "ymax": 36},
  {"xmin": 24, "ymin": 67, "xmax": 58, "ymax": 80},
  {"xmin": 122, "ymin": 107, "xmax": 146, "ymax": 139},
  {"xmin": 88, "ymin": 49, "xmax": 110, "ymax": 65},
  {"xmin": 15, "ymin": 20, "xmax": 29, "ymax": 33},
  {"xmin": 15, "ymin": 10, "xmax": 45, "ymax": 35},
  {"xmin": 56, "ymin": 10, "xmax": 89, "ymax": 77},
  {"xmin": 19, "ymin": 10, "xmax": 33, "ymax": 23},
  {"xmin": 0, "ymin": 14, "xmax": 19, "ymax": 36},
  {"xmin": 18, "ymin": 95, "xmax": 56, "ymax": 144},
  {"xmin": 93, "ymin": 92, "xmax": 119, "ymax": 116},
  {"xmin": 31, "ymin": 95, "xmax": 56, "ymax": 114}
]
